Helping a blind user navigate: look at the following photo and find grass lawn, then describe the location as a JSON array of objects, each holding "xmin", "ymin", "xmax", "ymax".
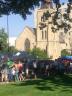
[{"xmin": 0, "ymin": 74, "xmax": 72, "ymax": 96}]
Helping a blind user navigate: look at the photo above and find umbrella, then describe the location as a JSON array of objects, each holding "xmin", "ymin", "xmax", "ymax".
[
  {"xmin": 13, "ymin": 51, "xmax": 34, "ymax": 60},
  {"xmin": 62, "ymin": 56, "xmax": 72, "ymax": 60}
]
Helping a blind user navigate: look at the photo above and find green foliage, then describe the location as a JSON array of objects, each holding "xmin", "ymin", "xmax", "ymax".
[
  {"xmin": 0, "ymin": 0, "xmax": 41, "ymax": 19},
  {"xmin": 61, "ymin": 49, "xmax": 71, "ymax": 56},
  {"xmin": 52, "ymin": 12, "xmax": 59, "ymax": 25},
  {"xmin": 52, "ymin": 10, "xmax": 71, "ymax": 33},
  {"xmin": 0, "ymin": 0, "xmax": 71, "ymax": 19},
  {"xmin": 43, "ymin": 11, "xmax": 51, "ymax": 20},
  {"xmin": 0, "ymin": 74, "xmax": 72, "ymax": 96},
  {"xmin": 8, "ymin": 46, "xmax": 18, "ymax": 54},
  {"xmin": 0, "ymin": 28, "xmax": 19, "ymax": 54},
  {"xmin": 51, "ymin": 26, "xmax": 58, "ymax": 33},
  {"xmin": 0, "ymin": 28, "xmax": 8, "ymax": 52},
  {"xmin": 28, "ymin": 47, "xmax": 48, "ymax": 59}
]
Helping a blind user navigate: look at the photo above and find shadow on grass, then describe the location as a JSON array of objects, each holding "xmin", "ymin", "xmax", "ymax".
[
  {"xmin": 36, "ymin": 86, "xmax": 54, "ymax": 91},
  {"xmin": 12, "ymin": 74, "xmax": 72, "ymax": 91},
  {"xmin": 12, "ymin": 79, "xmax": 55, "ymax": 91},
  {"xmin": 48, "ymin": 74, "xmax": 72, "ymax": 87},
  {"xmin": 61, "ymin": 89, "xmax": 72, "ymax": 93}
]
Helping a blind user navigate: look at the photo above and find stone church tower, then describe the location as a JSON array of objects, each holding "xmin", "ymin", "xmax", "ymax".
[
  {"xmin": 35, "ymin": 0, "xmax": 61, "ymax": 59},
  {"xmin": 41, "ymin": 0, "xmax": 53, "ymax": 9},
  {"xmin": 15, "ymin": 1, "xmax": 72, "ymax": 60}
]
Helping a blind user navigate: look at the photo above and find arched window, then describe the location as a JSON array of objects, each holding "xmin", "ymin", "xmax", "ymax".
[
  {"xmin": 42, "ymin": 30, "xmax": 44, "ymax": 39},
  {"xmin": 25, "ymin": 38, "xmax": 30, "ymax": 51},
  {"xmin": 45, "ymin": 30, "xmax": 47, "ymax": 39},
  {"xmin": 46, "ymin": 45, "xmax": 47, "ymax": 53},
  {"xmin": 59, "ymin": 32, "xmax": 65, "ymax": 43}
]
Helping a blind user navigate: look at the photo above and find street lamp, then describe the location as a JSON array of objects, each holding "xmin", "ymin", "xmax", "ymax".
[{"xmin": 7, "ymin": 15, "xmax": 9, "ymax": 52}]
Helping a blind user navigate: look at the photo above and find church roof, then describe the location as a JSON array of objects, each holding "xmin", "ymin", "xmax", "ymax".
[
  {"xmin": 26, "ymin": 26, "xmax": 36, "ymax": 35},
  {"xmin": 15, "ymin": 26, "xmax": 36, "ymax": 42}
]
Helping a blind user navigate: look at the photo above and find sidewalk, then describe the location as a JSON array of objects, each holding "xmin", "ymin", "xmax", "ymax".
[{"xmin": 0, "ymin": 82, "xmax": 9, "ymax": 84}]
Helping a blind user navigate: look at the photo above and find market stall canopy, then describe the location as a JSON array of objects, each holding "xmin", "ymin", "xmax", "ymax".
[
  {"xmin": 61, "ymin": 56, "xmax": 72, "ymax": 60},
  {"xmin": 13, "ymin": 51, "xmax": 34, "ymax": 61}
]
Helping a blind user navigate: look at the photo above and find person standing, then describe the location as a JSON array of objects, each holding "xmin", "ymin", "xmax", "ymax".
[
  {"xmin": 18, "ymin": 61, "xmax": 24, "ymax": 81},
  {"xmin": 11, "ymin": 66, "xmax": 16, "ymax": 82}
]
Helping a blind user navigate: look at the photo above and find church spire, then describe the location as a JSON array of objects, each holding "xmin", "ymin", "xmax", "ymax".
[{"xmin": 41, "ymin": 0, "xmax": 53, "ymax": 9}]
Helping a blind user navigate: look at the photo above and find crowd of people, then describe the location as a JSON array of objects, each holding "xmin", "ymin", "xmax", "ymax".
[
  {"xmin": 0, "ymin": 57, "xmax": 72, "ymax": 82},
  {"xmin": 0, "ymin": 60, "xmax": 24, "ymax": 82}
]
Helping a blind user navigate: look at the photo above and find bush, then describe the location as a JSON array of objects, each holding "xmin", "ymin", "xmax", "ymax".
[
  {"xmin": 28, "ymin": 48, "xmax": 48, "ymax": 59},
  {"xmin": 61, "ymin": 49, "xmax": 71, "ymax": 56}
]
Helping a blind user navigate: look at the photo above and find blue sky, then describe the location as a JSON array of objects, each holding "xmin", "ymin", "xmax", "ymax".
[
  {"xmin": 0, "ymin": 13, "xmax": 34, "ymax": 37},
  {"xmin": 0, "ymin": 0, "xmax": 68, "ymax": 37}
]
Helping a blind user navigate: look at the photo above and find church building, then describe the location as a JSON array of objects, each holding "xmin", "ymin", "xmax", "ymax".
[{"xmin": 15, "ymin": 0, "xmax": 72, "ymax": 59}]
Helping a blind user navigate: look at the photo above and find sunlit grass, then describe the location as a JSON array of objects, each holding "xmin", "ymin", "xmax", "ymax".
[{"xmin": 0, "ymin": 74, "xmax": 72, "ymax": 96}]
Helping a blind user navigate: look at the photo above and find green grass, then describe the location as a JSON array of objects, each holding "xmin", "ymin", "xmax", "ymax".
[{"xmin": 0, "ymin": 74, "xmax": 72, "ymax": 96}]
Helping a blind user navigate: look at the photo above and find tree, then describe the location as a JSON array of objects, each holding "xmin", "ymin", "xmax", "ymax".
[
  {"xmin": 28, "ymin": 47, "xmax": 48, "ymax": 59},
  {"xmin": 39, "ymin": 2, "xmax": 72, "ymax": 58},
  {"xmin": 0, "ymin": 0, "xmax": 41, "ymax": 19},
  {"xmin": 0, "ymin": 0, "xmax": 72, "ymax": 19},
  {"xmin": 0, "ymin": 29, "xmax": 17, "ymax": 54},
  {"xmin": 8, "ymin": 46, "xmax": 18, "ymax": 54},
  {"xmin": 61, "ymin": 49, "xmax": 70, "ymax": 56},
  {"xmin": 0, "ymin": 28, "xmax": 8, "ymax": 52}
]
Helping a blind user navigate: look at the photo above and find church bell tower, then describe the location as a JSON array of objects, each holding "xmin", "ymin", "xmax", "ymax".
[
  {"xmin": 41, "ymin": 0, "xmax": 53, "ymax": 9},
  {"xmin": 35, "ymin": 0, "xmax": 60, "ymax": 59}
]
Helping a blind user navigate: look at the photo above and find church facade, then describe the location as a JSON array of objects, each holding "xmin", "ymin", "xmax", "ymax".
[{"xmin": 15, "ymin": 1, "xmax": 72, "ymax": 59}]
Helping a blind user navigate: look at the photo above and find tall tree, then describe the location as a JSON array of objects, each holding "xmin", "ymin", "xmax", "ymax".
[
  {"xmin": 0, "ymin": 0, "xmax": 72, "ymax": 19},
  {"xmin": 0, "ymin": 28, "xmax": 8, "ymax": 52},
  {"xmin": 0, "ymin": 0, "xmax": 41, "ymax": 19}
]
